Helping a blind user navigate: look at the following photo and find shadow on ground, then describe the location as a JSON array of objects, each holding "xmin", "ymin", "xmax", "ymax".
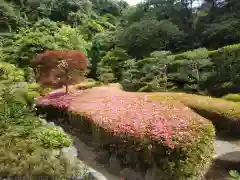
[{"xmin": 204, "ymin": 151, "xmax": 240, "ymax": 180}]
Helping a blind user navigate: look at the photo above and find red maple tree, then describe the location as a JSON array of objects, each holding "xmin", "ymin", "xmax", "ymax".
[{"xmin": 32, "ymin": 50, "xmax": 88, "ymax": 93}]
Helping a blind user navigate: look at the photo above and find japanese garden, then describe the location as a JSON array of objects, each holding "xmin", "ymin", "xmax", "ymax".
[{"xmin": 0, "ymin": 0, "xmax": 240, "ymax": 179}]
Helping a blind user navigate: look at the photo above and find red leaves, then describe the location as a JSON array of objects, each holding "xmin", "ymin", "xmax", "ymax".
[
  {"xmin": 32, "ymin": 50, "xmax": 88, "ymax": 89},
  {"xmin": 37, "ymin": 87, "xmax": 199, "ymax": 149}
]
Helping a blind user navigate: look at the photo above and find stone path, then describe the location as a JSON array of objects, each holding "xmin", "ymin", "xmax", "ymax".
[
  {"xmin": 214, "ymin": 137, "xmax": 240, "ymax": 160},
  {"xmin": 204, "ymin": 136, "xmax": 240, "ymax": 180},
  {"xmin": 72, "ymin": 136, "xmax": 119, "ymax": 180}
]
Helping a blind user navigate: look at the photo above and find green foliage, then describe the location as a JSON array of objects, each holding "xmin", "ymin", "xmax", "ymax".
[
  {"xmin": 0, "ymin": 80, "xmax": 84, "ymax": 178},
  {"xmin": 2, "ymin": 19, "xmax": 90, "ymax": 68},
  {"xmin": 202, "ymin": 16, "xmax": 240, "ymax": 49},
  {"xmin": 97, "ymin": 66, "xmax": 115, "ymax": 84},
  {"xmin": 0, "ymin": 126, "xmax": 87, "ymax": 179},
  {"xmin": 0, "ymin": 0, "xmax": 21, "ymax": 32},
  {"xmin": 122, "ymin": 51, "xmax": 176, "ymax": 92},
  {"xmin": 173, "ymin": 48, "xmax": 213, "ymax": 93},
  {"xmin": 3, "ymin": 26, "xmax": 57, "ymax": 67},
  {"xmin": 118, "ymin": 19, "xmax": 185, "ymax": 59},
  {"xmin": 206, "ymin": 44, "xmax": 240, "ymax": 96},
  {"xmin": 150, "ymin": 92, "xmax": 240, "ymax": 135},
  {"xmin": 222, "ymin": 94, "xmax": 240, "ymax": 102},
  {"xmin": 228, "ymin": 170, "xmax": 240, "ymax": 180},
  {"xmin": 32, "ymin": 126, "xmax": 72, "ymax": 149},
  {"xmin": 89, "ymin": 31, "xmax": 116, "ymax": 79},
  {"xmin": 0, "ymin": 61, "xmax": 25, "ymax": 82},
  {"xmin": 0, "ymin": 82, "xmax": 41, "ymax": 107},
  {"xmin": 54, "ymin": 25, "xmax": 90, "ymax": 54},
  {"xmin": 98, "ymin": 47, "xmax": 130, "ymax": 81},
  {"xmin": 76, "ymin": 79, "xmax": 102, "ymax": 90}
]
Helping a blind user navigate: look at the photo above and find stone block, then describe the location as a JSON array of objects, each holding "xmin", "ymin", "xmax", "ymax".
[{"xmin": 87, "ymin": 171, "xmax": 108, "ymax": 180}]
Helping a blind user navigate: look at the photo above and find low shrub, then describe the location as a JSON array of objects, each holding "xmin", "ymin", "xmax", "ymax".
[
  {"xmin": 0, "ymin": 62, "xmax": 25, "ymax": 83},
  {"xmin": 36, "ymin": 87, "xmax": 215, "ymax": 180},
  {"xmin": 207, "ymin": 44, "xmax": 240, "ymax": 96},
  {"xmin": 32, "ymin": 126, "xmax": 72, "ymax": 149},
  {"xmin": 222, "ymin": 94, "xmax": 240, "ymax": 102},
  {"xmin": 0, "ymin": 83, "xmax": 86, "ymax": 179},
  {"xmin": 75, "ymin": 79, "xmax": 102, "ymax": 90},
  {"xmin": 149, "ymin": 92, "xmax": 240, "ymax": 135},
  {"xmin": 0, "ymin": 126, "xmax": 87, "ymax": 179},
  {"xmin": 228, "ymin": 170, "xmax": 240, "ymax": 180}
]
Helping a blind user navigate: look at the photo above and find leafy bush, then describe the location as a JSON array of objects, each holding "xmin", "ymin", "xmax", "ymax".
[
  {"xmin": 0, "ymin": 1, "xmax": 20, "ymax": 32},
  {"xmin": 0, "ymin": 83, "xmax": 85, "ymax": 179},
  {"xmin": 2, "ymin": 19, "xmax": 90, "ymax": 68},
  {"xmin": 0, "ymin": 82, "xmax": 41, "ymax": 106},
  {"xmin": 222, "ymin": 94, "xmax": 240, "ymax": 102},
  {"xmin": 0, "ymin": 126, "xmax": 87, "ymax": 179},
  {"xmin": 97, "ymin": 66, "xmax": 116, "ymax": 84},
  {"xmin": 54, "ymin": 25, "xmax": 91, "ymax": 54},
  {"xmin": 36, "ymin": 87, "xmax": 215, "ymax": 180},
  {"xmin": 76, "ymin": 79, "xmax": 102, "ymax": 90},
  {"xmin": 207, "ymin": 44, "xmax": 240, "ymax": 96},
  {"xmin": 149, "ymin": 92, "xmax": 240, "ymax": 135},
  {"xmin": 32, "ymin": 126, "xmax": 72, "ymax": 149},
  {"xmin": 0, "ymin": 62, "xmax": 25, "ymax": 83},
  {"xmin": 228, "ymin": 170, "xmax": 240, "ymax": 180}
]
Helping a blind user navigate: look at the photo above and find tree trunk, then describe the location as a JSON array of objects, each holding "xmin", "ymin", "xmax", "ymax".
[
  {"xmin": 164, "ymin": 65, "xmax": 168, "ymax": 92},
  {"xmin": 65, "ymin": 71, "xmax": 69, "ymax": 94},
  {"xmin": 65, "ymin": 83, "xmax": 68, "ymax": 94},
  {"xmin": 195, "ymin": 63, "xmax": 200, "ymax": 93}
]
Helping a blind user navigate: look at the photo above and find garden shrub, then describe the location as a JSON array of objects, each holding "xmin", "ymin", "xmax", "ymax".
[
  {"xmin": 207, "ymin": 44, "xmax": 240, "ymax": 97},
  {"xmin": 0, "ymin": 126, "xmax": 87, "ymax": 179},
  {"xmin": 32, "ymin": 126, "xmax": 72, "ymax": 149},
  {"xmin": 36, "ymin": 87, "xmax": 215, "ymax": 180},
  {"xmin": 228, "ymin": 170, "xmax": 240, "ymax": 180},
  {"xmin": 32, "ymin": 50, "xmax": 88, "ymax": 89},
  {"xmin": 0, "ymin": 62, "xmax": 25, "ymax": 83},
  {"xmin": 1, "ymin": 19, "xmax": 90, "ymax": 68},
  {"xmin": 0, "ymin": 83, "xmax": 86, "ymax": 179},
  {"xmin": 149, "ymin": 92, "xmax": 240, "ymax": 135},
  {"xmin": 75, "ymin": 79, "xmax": 102, "ymax": 90},
  {"xmin": 222, "ymin": 94, "xmax": 240, "ymax": 102}
]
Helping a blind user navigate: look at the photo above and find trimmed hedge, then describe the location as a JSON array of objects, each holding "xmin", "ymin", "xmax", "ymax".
[
  {"xmin": 222, "ymin": 94, "xmax": 240, "ymax": 102},
  {"xmin": 36, "ymin": 87, "xmax": 215, "ymax": 180},
  {"xmin": 149, "ymin": 92, "xmax": 240, "ymax": 135}
]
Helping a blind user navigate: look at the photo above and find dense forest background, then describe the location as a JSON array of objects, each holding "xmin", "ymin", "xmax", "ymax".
[{"xmin": 0, "ymin": 0, "xmax": 240, "ymax": 97}]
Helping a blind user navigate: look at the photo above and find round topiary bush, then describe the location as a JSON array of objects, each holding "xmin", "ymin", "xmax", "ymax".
[{"xmin": 36, "ymin": 87, "xmax": 215, "ymax": 180}]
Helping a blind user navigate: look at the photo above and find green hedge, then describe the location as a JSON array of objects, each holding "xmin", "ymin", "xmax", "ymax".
[
  {"xmin": 75, "ymin": 79, "xmax": 102, "ymax": 90},
  {"xmin": 222, "ymin": 94, "xmax": 240, "ymax": 102},
  {"xmin": 149, "ymin": 92, "xmax": 240, "ymax": 135}
]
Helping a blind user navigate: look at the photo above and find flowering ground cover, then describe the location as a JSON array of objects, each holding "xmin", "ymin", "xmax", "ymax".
[
  {"xmin": 36, "ymin": 86, "xmax": 215, "ymax": 179},
  {"xmin": 149, "ymin": 92, "xmax": 240, "ymax": 135}
]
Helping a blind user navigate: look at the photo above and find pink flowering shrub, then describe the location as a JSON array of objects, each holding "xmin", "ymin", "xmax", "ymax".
[{"xmin": 36, "ymin": 87, "xmax": 215, "ymax": 179}]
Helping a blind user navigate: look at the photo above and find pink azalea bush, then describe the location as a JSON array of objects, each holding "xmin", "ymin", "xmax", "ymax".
[
  {"xmin": 37, "ymin": 86, "xmax": 215, "ymax": 179},
  {"xmin": 37, "ymin": 87, "xmax": 210, "ymax": 149}
]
